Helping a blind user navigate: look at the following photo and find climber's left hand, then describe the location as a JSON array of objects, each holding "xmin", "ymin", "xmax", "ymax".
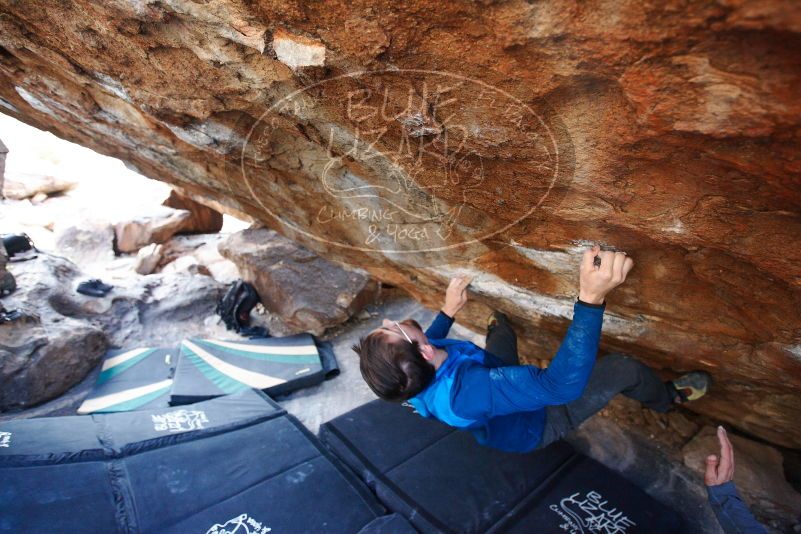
[{"xmin": 442, "ymin": 275, "xmax": 472, "ymax": 317}]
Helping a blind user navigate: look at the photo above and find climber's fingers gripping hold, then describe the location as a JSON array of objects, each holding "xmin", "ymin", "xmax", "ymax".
[
  {"xmin": 442, "ymin": 275, "xmax": 473, "ymax": 317},
  {"xmin": 579, "ymin": 245, "xmax": 634, "ymax": 305}
]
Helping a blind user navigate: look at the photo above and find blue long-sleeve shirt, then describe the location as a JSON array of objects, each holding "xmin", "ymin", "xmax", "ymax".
[
  {"xmin": 407, "ymin": 301, "xmax": 605, "ymax": 452},
  {"xmin": 707, "ymin": 482, "xmax": 766, "ymax": 534}
]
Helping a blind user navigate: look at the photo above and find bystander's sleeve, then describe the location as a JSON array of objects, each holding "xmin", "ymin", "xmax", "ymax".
[
  {"xmin": 449, "ymin": 300, "xmax": 605, "ymax": 419},
  {"xmin": 425, "ymin": 311, "xmax": 454, "ymax": 339},
  {"xmin": 707, "ymin": 482, "xmax": 766, "ymax": 534}
]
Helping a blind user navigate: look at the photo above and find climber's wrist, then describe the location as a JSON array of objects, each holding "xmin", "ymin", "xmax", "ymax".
[
  {"xmin": 578, "ymin": 289, "xmax": 605, "ymax": 306},
  {"xmin": 441, "ymin": 305, "xmax": 459, "ymax": 318}
]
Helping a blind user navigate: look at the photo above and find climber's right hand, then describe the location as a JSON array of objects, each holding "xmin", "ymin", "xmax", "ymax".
[{"xmin": 578, "ymin": 245, "xmax": 633, "ymax": 305}]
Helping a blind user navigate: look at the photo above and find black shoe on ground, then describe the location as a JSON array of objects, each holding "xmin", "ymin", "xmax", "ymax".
[
  {"xmin": 0, "ymin": 304, "xmax": 24, "ymax": 324},
  {"xmin": 77, "ymin": 279, "xmax": 113, "ymax": 297}
]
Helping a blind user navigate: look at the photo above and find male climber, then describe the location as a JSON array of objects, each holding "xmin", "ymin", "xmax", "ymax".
[{"xmin": 353, "ymin": 245, "xmax": 712, "ymax": 452}]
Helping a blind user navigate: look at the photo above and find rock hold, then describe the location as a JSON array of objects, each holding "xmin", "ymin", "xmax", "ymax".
[{"xmin": 272, "ymin": 29, "xmax": 326, "ymax": 70}]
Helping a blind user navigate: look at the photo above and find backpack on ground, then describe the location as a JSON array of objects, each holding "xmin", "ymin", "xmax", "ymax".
[
  {"xmin": 2, "ymin": 233, "xmax": 37, "ymax": 262},
  {"xmin": 216, "ymin": 280, "xmax": 264, "ymax": 335}
]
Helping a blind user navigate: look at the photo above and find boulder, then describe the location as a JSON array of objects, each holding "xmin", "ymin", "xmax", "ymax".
[
  {"xmin": 162, "ymin": 189, "xmax": 223, "ymax": 235},
  {"xmin": 53, "ymin": 221, "xmax": 115, "ymax": 268},
  {"xmin": 154, "ymin": 234, "xmax": 213, "ymax": 269},
  {"xmin": 190, "ymin": 240, "xmax": 240, "ymax": 283},
  {"xmin": 1, "ymin": 170, "xmax": 76, "ymax": 200},
  {"xmin": 104, "ymin": 271, "xmax": 228, "ymax": 349},
  {"xmin": 114, "ymin": 206, "xmax": 192, "ymax": 253},
  {"xmin": 0, "ymin": 253, "xmax": 107, "ymax": 411},
  {"xmin": 2, "ymin": 0, "xmax": 801, "ymax": 448},
  {"xmin": 159, "ymin": 254, "xmax": 211, "ymax": 277},
  {"xmin": 0, "ymin": 249, "xmax": 229, "ymax": 412},
  {"xmin": 0, "ymin": 314, "xmax": 106, "ymax": 411},
  {"xmin": 218, "ymin": 228, "xmax": 378, "ymax": 335},
  {"xmin": 133, "ymin": 243, "xmax": 163, "ymax": 275},
  {"xmin": 683, "ymin": 426, "xmax": 801, "ymax": 522},
  {"xmin": 157, "ymin": 234, "xmax": 239, "ymax": 284}
]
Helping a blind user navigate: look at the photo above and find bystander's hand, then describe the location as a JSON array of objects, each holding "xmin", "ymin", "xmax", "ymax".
[
  {"xmin": 579, "ymin": 245, "xmax": 634, "ymax": 305},
  {"xmin": 442, "ymin": 275, "xmax": 472, "ymax": 317},
  {"xmin": 706, "ymin": 426, "xmax": 735, "ymax": 486}
]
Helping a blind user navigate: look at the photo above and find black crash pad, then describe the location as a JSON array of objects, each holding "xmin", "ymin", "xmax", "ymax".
[
  {"xmin": 320, "ymin": 399, "xmax": 684, "ymax": 534},
  {"xmin": 0, "ymin": 390, "xmax": 411, "ymax": 534}
]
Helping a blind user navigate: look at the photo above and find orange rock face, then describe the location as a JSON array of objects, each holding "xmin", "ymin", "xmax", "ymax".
[{"xmin": 0, "ymin": 1, "xmax": 799, "ymax": 446}]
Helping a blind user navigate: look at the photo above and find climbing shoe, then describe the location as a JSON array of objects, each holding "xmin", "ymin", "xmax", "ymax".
[
  {"xmin": 670, "ymin": 371, "xmax": 712, "ymax": 403},
  {"xmin": 487, "ymin": 311, "xmax": 512, "ymax": 333},
  {"xmin": 487, "ymin": 313, "xmax": 498, "ymax": 332}
]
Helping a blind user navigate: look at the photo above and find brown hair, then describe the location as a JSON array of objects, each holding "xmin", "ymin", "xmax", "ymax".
[{"xmin": 352, "ymin": 326, "xmax": 434, "ymax": 402}]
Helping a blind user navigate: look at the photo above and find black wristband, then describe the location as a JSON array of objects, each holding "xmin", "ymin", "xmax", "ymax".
[{"xmin": 577, "ymin": 297, "xmax": 606, "ymax": 309}]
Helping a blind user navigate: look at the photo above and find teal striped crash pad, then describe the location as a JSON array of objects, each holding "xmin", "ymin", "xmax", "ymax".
[
  {"xmin": 77, "ymin": 346, "xmax": 176, "ymax": 414},
  {"xmin": 170, "ymin": 334, "xmax": 333, "ymax": 405}
]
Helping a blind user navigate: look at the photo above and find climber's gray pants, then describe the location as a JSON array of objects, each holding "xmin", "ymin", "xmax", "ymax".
[{"xmin": 538, "ymin": 353, "xmax": 676, "ymax": 448}]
